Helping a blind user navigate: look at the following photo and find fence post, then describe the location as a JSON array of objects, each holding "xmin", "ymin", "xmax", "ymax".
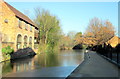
[
  {"xmin": 117, "ymin": 51, "xmax": 119, "ymax": 63},
  {"xmin": 110, "ymin": 51, "xmax": 112, "ymax": 60}
]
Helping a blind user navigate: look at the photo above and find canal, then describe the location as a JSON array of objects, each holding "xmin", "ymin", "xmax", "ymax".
[{"xmin": 1, "ymin": 50, "xmax": 84, "ymax": 77}]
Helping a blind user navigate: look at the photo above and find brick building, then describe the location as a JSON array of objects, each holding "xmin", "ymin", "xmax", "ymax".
[
  {"xmin": 0, "ymin": 1, "xmax": 39, "ymax": 51},
  {"xmin": 105, "ymin": 36, "xmax": 120, "ymax": 48}
]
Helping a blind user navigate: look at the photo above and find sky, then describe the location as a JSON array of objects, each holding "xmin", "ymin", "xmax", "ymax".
[
  {"xmin": 4, "ymin": 0, "xmax": 120, "ymax": 2},
  {"xmin": 7, "ymin": 2, "xmax": 118, "ymax": 35}
]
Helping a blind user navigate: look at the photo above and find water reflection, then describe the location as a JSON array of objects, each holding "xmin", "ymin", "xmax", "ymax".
[
  {"xmin": 34, "ymin": 51, "xmax": 60, "ymax": 67},
  {"xmin": 2, "ymin": 57, "xmax": 35, "ymax": 75},
  {"xmin": 1, "ymin": 50, "xmax": 84, "ymax": 76},
  {"xmin": 11, "ymin": 57, "xmax": 35, "ymax": 73},
  {"xmin": 2, "ymin": 61, "xmax": 12, "ymax": 75},
  {"xmin": 0, "ymin": 62, "xmax": 2, "ymax": 78}
]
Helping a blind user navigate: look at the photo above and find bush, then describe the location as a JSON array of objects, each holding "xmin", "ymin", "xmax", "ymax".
[{"xmin": 2, "ymin": 46, "xmax": 14, "ymax": 55}]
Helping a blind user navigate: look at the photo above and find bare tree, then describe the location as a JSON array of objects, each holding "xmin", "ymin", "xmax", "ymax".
[{"xmin": 84, "ymin": 18, "xmax": 115, "ymax": 46}]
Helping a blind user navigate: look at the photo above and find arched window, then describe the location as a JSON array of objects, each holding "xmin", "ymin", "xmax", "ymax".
[
  {"xmin": 24, "ymin": 35, "xmax": 28, "ymax": 48},
  {"xmin": 17, "ymin": 34, "xmax": 22, "ymax": 49},
  {"xmin": 29, "ymin": 37, "xmax": 32, "ymax": 48}
]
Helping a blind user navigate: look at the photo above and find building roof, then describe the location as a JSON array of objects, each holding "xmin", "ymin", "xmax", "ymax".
[
  {"xmin": 5, "ymin": 2, "xmax": 37, "ymax": 28},
  {"xmin": 106, "ymin": 36, "xmax": 120, "ymax": 47}
]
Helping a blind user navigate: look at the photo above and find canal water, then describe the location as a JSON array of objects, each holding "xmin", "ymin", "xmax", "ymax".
[{"xmin": 1, "ymin": 50, "xmax": 84, "ymax": 77}]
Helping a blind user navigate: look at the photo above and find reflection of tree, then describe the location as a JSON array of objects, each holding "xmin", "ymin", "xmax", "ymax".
[
  {"xmin": 2, "ymin": 61, "xmax": 12, "ymax": 75},
  {"xmin": 46, "ymin": 52, "xmax": 59, "ymax": 67},
  {"xmin": 35, "ymin": 51, "xmax": 60, "ymax": 67}
]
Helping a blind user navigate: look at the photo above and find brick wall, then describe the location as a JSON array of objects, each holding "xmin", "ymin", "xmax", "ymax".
[
  {"xmin": 2, "ymin": 42, "xmax": 14, "ymax": 49},
  {"xmin": 1, "ymin": 2, "xmax": 35, "ymax": 51}
]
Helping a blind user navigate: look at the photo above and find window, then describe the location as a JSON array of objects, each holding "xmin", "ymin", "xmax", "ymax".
[
  {"xmin": 25, "ymin": 23, "xmax": 28, "ymax": 30},
  {"xmin": 18, "ymin": 19, "xmax": 21, "ymax": 28},
  {"xmin": 23, "ymin": 21, "xmax": 25, "ymax": 27},
  {"xmin": 30, "ymin": 25, "xmax": 32, "ymax": 32},
  {"xmin": 17, "ymin": 34, "xmax": 22, "ymax": 49},
  {"xmin": 29, "ymin": 37, "xmax": 32, "ymax": 48},
  {"xmin": 24, "ymin": 36, "xmax": 28, "ymax": 48}
]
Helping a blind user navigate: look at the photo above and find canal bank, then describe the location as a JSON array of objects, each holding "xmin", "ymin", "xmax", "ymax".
[{"xmin": 67, "ymin": 51, "xmax": 119, "ymax": 78}]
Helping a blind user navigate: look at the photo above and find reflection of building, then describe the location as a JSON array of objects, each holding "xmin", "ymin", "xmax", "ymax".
[
  {"xmin": 12, "ymin": 58, "xmax": 35, "ymax": 73},
  {"xmin": 1, "ymin": 1, "xmax": 39, "ymax": 51},
  {"xmin": 106, "ymin": 36, "xmax": 120, "ymax": 48}
]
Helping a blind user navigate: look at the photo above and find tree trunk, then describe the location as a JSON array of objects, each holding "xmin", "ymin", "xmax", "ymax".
[{"xmin": 45, "ymin": 31, "xmax": 48, "ymax": 45}]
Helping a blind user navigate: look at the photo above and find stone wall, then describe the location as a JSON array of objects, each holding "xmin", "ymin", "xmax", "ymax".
[{"xmin": 1, "ymin": 1, "xmax": 16, "ymax": 51}]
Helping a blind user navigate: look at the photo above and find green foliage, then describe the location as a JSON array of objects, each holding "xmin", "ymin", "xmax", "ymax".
[
  {"xmin": 34, "ymin": 8, "xmax": 62, "ymax": 53},
  {"xmin": 2, "ymin": 61, "xmax": 12, "ymax": 75},
  {"xmin": 75, "ymin": 32, "xmax": 82, "ymax": 37},
  {"xmin": 2, "ymin": 46, "xmax": 14, "ymax": 55},
  {"xmin": 74, "ymin": 32, "xmax": 83, "ymax": 44}
]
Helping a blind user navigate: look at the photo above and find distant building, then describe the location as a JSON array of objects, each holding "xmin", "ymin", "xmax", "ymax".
[
  {"xmin": 105, "ymin": 36, "xmax": 120, "ymax": 48},
  {"xmin": 0, "ymin": 1, "xmax": 39, "ymax": 51}
]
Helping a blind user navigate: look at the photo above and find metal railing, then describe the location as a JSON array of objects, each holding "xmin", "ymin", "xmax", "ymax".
[
  {"xmin": 98, "ymin": 50, "xmax": 120, "ymax": 67},
  {"xmin": 91, "ymin": 44, "xmax": 120, "ymax": 67}
]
